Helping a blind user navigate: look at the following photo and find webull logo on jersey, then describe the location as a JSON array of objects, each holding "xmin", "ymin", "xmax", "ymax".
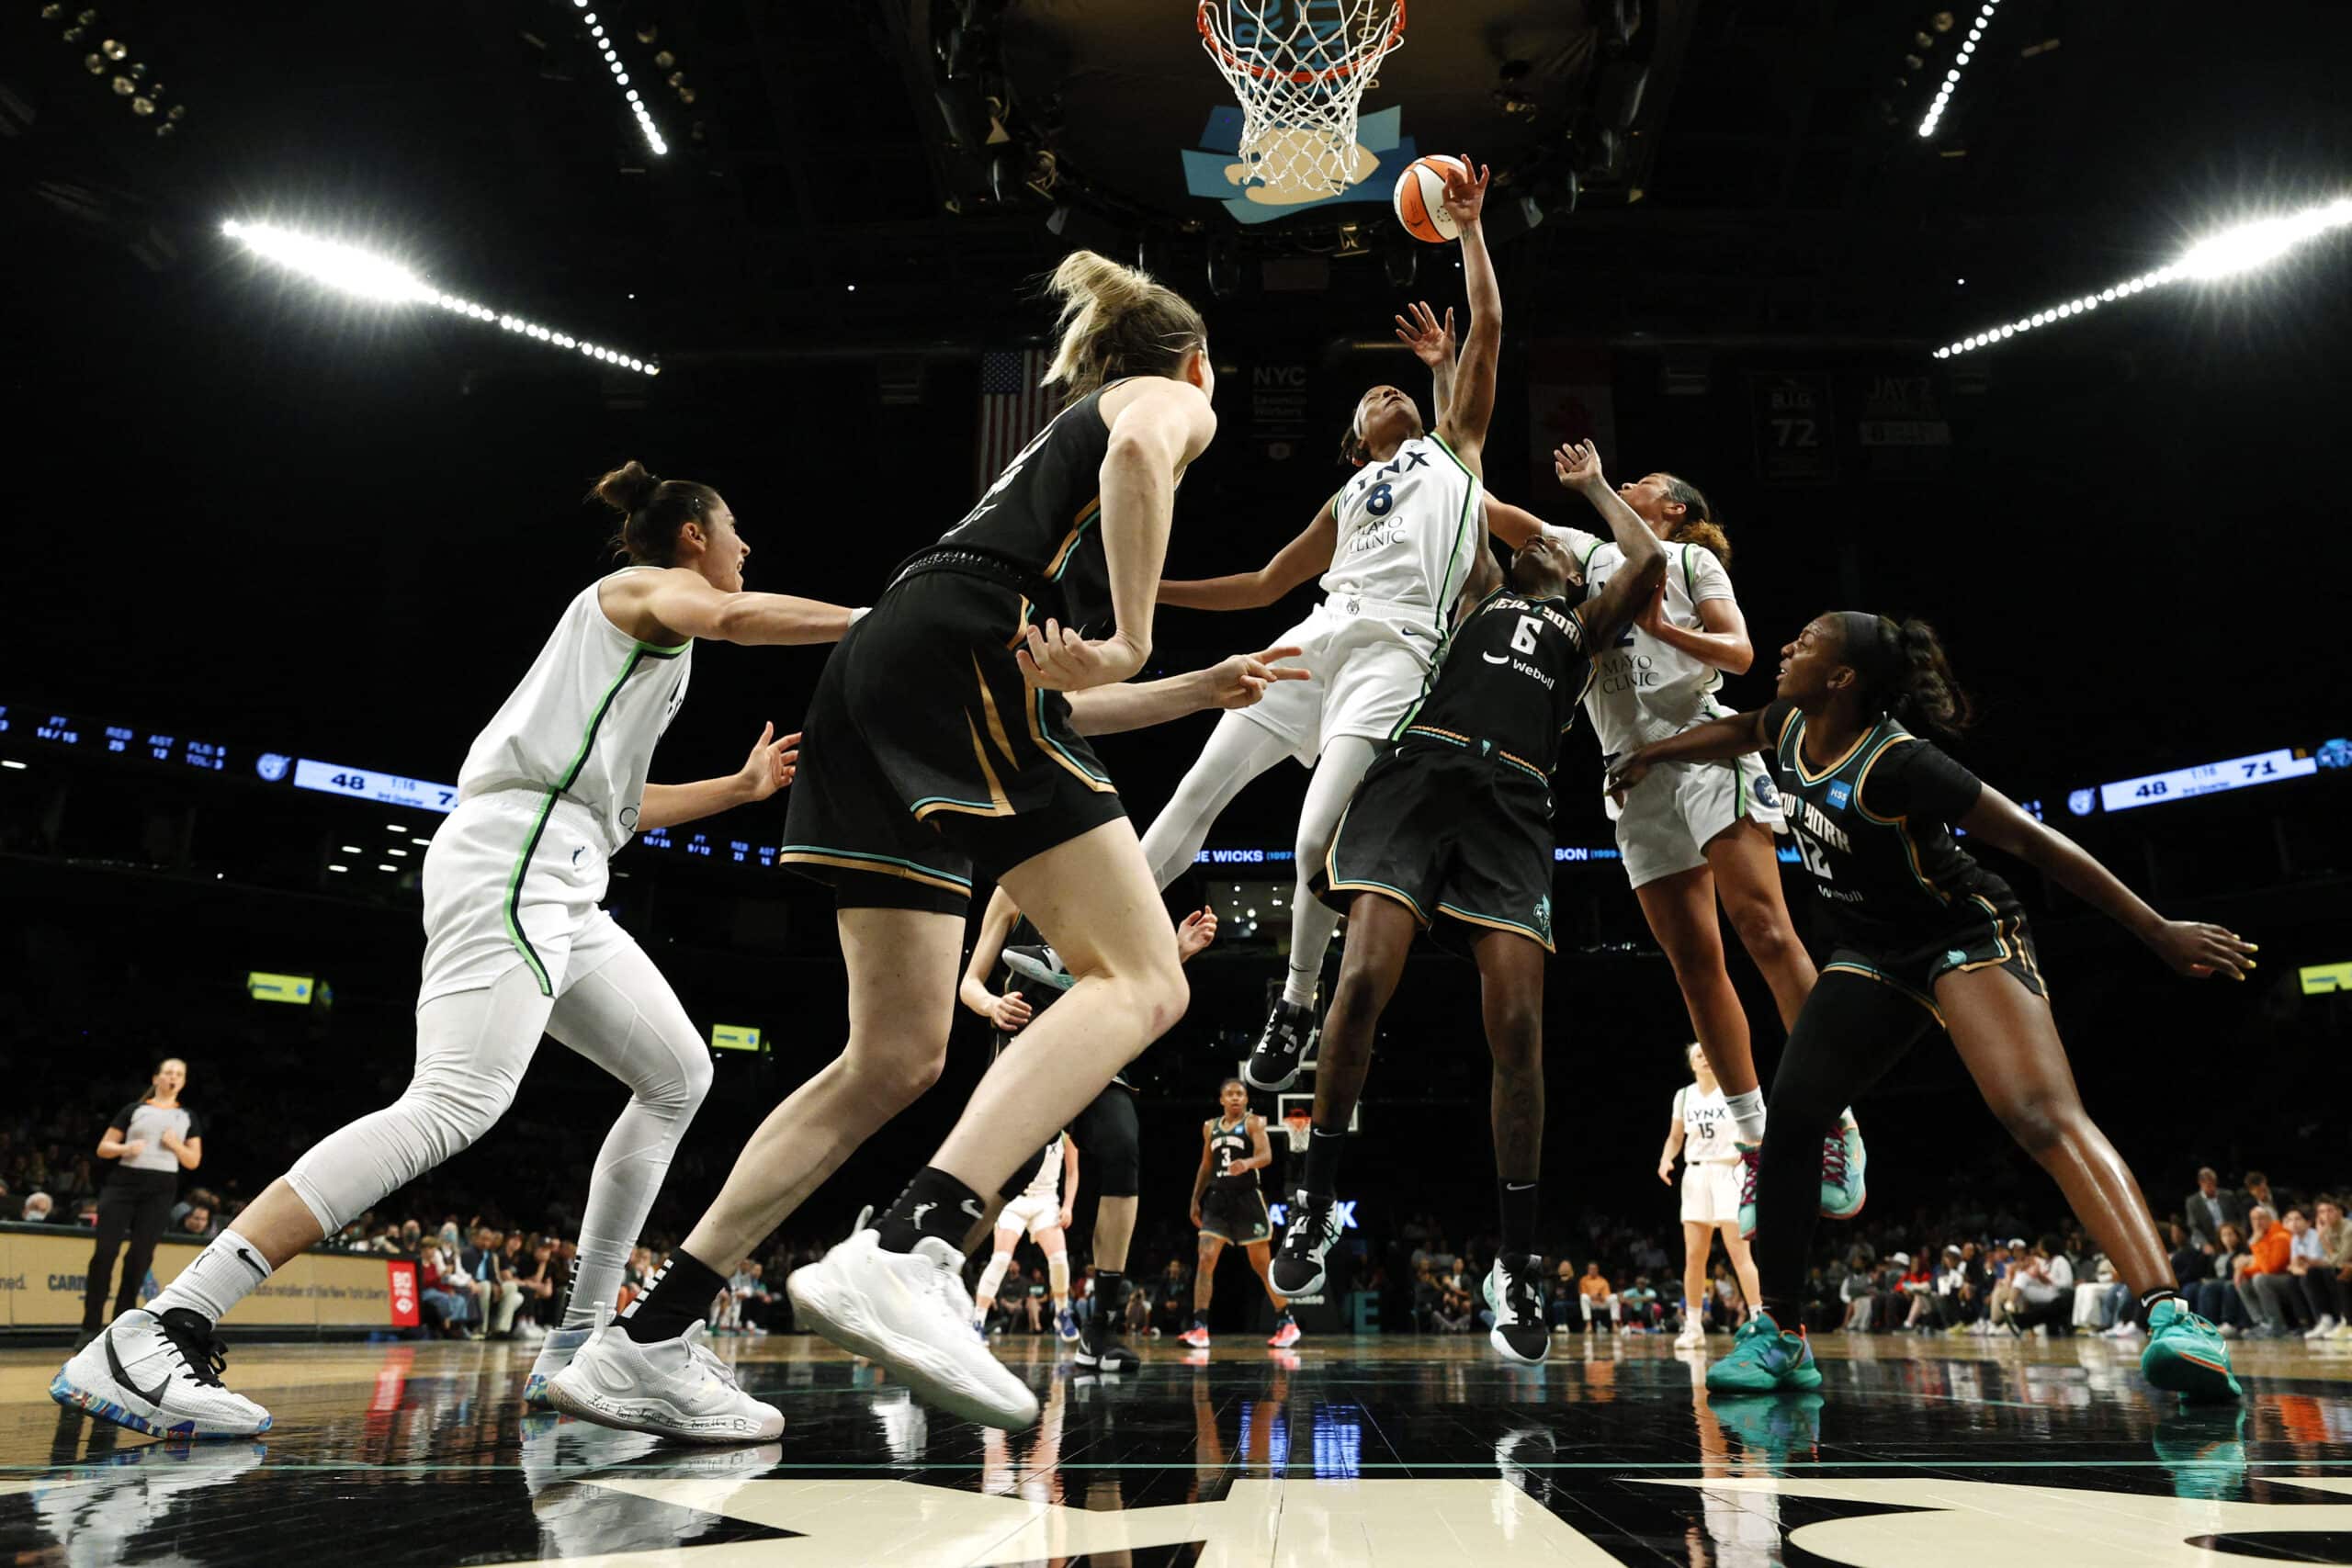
[{"xmin": 1825, "ymin": 779, "xmax": 1854, "ymax": 810}]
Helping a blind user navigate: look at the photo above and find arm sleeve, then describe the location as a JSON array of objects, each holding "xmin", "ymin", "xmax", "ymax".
[
  {"xmin": 1683, "ymin": 544, "xmax": 1735, "ymax": 605},
  {"xmin": 1860, "ymin": 739, "xmax": 1984, "ymax": 825}
]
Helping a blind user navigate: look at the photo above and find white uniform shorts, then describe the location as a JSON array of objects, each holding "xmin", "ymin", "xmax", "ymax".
[
  {"xmin": 994, "ymin": 1192, "xmax": 1064, "ymax": 1240},
  {"xmin": 1680, "ymin": 1159, "xmax": 1745, "ymax": 1225},
  {"xmin": 418, "ymin": 789, "xmax": 637, "ymax": 1008},
  {"xmin": 1608, "ymin": 753, "xmax": 1787, "ymax": 891},
  {"xmin": 1236, "ymin": 595, "xmax": 1446, "ymax": 766}
]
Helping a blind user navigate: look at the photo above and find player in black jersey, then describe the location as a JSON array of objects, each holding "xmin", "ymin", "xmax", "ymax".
[
  {"xmin": 1271, "ymin": 440, "xmax": 1668, "ymax": 1366},
  {"xmin": 957, "ymin": 888, "xmax": 1220, "ymax": 1371},
  {"xmin": 581, "ymin": 252, "xmax": 1314, "ymax": 1433},
  {"xmin": 1184, "ymin": 1078, "xmax": 1299, "ymax": 1348},
  {"xmin": 1610, "ymin": 612, "xmax": 2254, "ymax": 1403}
]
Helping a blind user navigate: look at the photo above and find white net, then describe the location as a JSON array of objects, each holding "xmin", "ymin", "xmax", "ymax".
[{"xmin": 1197, "ymin": 0, "xmax": 1407, "ymax": 199}]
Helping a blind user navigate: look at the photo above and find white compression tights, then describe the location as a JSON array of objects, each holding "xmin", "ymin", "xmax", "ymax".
[
  {"xmin": 285, "ymin": 947, "xmax": 712, "ymax": 1329},
  {"xmin": 1136, "ymin": 714, "xmax": 1379, "ymax": 1008}
]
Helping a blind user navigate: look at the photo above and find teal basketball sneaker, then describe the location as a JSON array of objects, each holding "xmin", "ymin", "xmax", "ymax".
[
  {"xmin": 1819, "ymin": 1111, "xmax": 1866, "ymax": 1220},
  {"xmin": 2141, "ymin": 1296, "xmax": 2242, "ymax": 1403},
  {"xmin": 1705, "ymin": 1312, "xmax": 1824, "ymax": 1394}
]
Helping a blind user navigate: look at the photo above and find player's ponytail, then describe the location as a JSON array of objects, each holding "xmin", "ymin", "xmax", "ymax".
[
  {"xmin": 1658, "ymin": 473, "xmax": 1730, "ymax": 567},
  {"xmin": 1840, "ymin": 612, "xmax": 1974, "ymax": 743},
  {"xmin": 589, "ymin": 460, "xmax": 723, "ymax": 567},
  {"xmin": 1041, "ymin": 251, "xmax": 1206, "ymax": 400},
  {"xmin": 1890, "ymin": 618, "xmax": 1974, "ymax": 744}
]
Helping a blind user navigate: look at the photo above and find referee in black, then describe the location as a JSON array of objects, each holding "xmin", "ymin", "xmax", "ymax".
[{"xmin": 78, "ymin": 1056, "xmax": 205, "ymax": 1348}]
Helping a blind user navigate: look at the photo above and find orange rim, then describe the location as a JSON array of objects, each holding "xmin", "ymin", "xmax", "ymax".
[{"xmin": 1197, "ymin": 0, "xmax": 1406, "ymax": 86}]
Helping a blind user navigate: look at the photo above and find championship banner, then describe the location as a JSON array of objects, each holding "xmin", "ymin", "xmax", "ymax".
[
  {"xmin": 0, "ymin": 1223, "xmax": 408, "ymax": 1331},
  {"xmin": 1749, "ymin": 372, "xmax": 1836, "ymax": 483}
]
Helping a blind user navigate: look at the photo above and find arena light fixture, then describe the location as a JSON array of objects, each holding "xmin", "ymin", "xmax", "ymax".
[
  {"xmin": 579, "ymin": 7, "xmax": 666, "ymax": 157},
  {"xmin": 1932, "ymin": 196, "xmax": 2352, "ymax": 358},
  {"xmin": 1917, "ymin": 0, "xmax": 1997, "ymax": 139},
  {"xmin": 220, "ymin": 219, "xmax": 660, "ymax": 375}
]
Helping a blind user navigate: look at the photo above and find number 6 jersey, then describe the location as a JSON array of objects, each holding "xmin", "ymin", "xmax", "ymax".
[{"xmin": 1399, "ymin": 587, "xmax": 1594, "ymax": 778}]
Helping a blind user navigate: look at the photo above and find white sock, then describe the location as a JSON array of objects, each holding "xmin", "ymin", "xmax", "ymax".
[
  {"xmin": 1281, "ymin": 964, "xmax": 1320, "ymax": 1011},
  {"xmin": 144, "ymin": 1228, "xmax": 272, "ymax": 1325},
  {"xmin": 1724, "ymin": 1089, "xmax": 1767, "ymax": 1144}
]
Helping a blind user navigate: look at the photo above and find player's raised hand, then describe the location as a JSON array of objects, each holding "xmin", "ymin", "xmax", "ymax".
[
  {"xmin": 1176, "ymin": 907, "xmax": 1220, "ymax": 959},
  {"xmin": 2147, "ymin": 919, "xmax": 2258, "ymax": 981},
  {"xmin": 1394, "ymin": 301, "xmax": 1456, "ymax": 370},
  {"xmin": 1555, "ymin": 439, "xmax": 1608, "ymax": 494},
  {"xmin": 1441, "ymin": 154, "xmax": 1490, "ymax": 230},
  {"xmin": 1016, "ymin": 618, "xmax": 1140, "ymax": 692},
  {"xmin": 1204, "ymin": 644, "xmax": 1311, "ymax": 711},
  {"xmin": 737, "ymin": 722, "xmax": 801, "ymax": 801}
]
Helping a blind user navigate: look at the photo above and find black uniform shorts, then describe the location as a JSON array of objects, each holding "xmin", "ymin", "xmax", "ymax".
[
  {"xmin": 1314, "ymin": 728, "xmax": 1557, "ymax": 953},
  {"xmin": 781, "ymin": 568, "xmax": 1127, "ymax": 913},
  {"xmin": 1822, "ymin": 891, "xmax": 2048, "ymax": 1026},
  {"xmin": 1199, "ymin": 1185, "xmax": 1272, "ymax": 1246}
]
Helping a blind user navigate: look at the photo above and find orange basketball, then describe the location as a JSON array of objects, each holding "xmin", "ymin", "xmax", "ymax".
[{"xmin": 1393, "ymin": 154, "xmax": 1469, "ymax": 244}]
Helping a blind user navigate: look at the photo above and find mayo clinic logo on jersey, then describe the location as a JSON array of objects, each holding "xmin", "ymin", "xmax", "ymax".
[
  {"xmin": 1346, "ymin": 517, "xmax": 1407, "ymax": 558},
  {"xmin": 1825, "ymin": 779, "xmax": 1854, "ymax": 811}
]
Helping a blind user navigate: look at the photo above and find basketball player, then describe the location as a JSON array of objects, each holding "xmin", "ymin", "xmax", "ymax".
[
  {"xmin": 972, "ymin": 1135, "xmax": 1080, "ymax": 1340},
  {"xmin": 1659, "ymin": 1042, "xmax": 1760, "ymax": 1348},
  {"xmin": 958, "ymin": 889, "xmax": 1221, "ymax": 1372},
  {"xmin": 1607, "ymin": 613, "xmax": 2251, "ymax": 1402},
  {"xmin": 1487, "ymin": 468, "xmax": 1867, "ymax": 1222},
  {"xmin": 1272, "ymin": 438, "xmax": 1666, "ymax": 1366},
  {"xmin": 1137, "ymin": 157, "xmax": 1498, "ymax": 1094},
  {"xmin": 555, "ymin": 252, "xmax": 1306, "ymax": 1434},
  {"xmin": 1184, "ymin": 1079, "xmax": 1299, "ymax": 1348},
  {"xmin": 53, "ymin": 463, "xmax": 855, "ymax": 1439}
]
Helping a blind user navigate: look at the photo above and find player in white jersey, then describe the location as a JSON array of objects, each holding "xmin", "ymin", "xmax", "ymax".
[
  {"xmin": 53, "ymin": 462, "xmax": 855, "ymax": 1441},
  {"xmin": 1487, "ymin": 469, "xmax": 1866, "ymax": 1223},
  {"xmin": 973, "ymin": 1136, "xmax": 1080, "ymax": 1341},
  {"xmin": 1658, "ymin": 1043, "xmax": 1762, "ymax": 1348},
  {"xmin": 1143, "ymin": 159, "xmax": 1501, "ymax": 1090}
]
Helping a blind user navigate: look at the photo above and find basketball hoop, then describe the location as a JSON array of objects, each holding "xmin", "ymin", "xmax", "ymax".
[
  {"xmin": 1283, "ymin": 1110, "xmax": 1314, "ymax": 1156},
  {"xmin": 1197, "ymin": 0, "xmax": 1407, "ymax": 199}
]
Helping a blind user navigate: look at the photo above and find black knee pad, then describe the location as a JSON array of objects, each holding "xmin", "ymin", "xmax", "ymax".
[{"xmin": 1070, "ymin": 1085, "xmax": 1140, "ymax": 1198}]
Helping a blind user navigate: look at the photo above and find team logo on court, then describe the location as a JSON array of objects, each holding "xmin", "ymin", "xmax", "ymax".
[{"xmin": 1825, "ymin": 780, "xmax": 1854, "ymax": 810}]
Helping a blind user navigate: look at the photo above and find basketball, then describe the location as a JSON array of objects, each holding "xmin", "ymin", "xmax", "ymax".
[{"xmin": 1393, "ymin": 154, "xmax": 1471, "ymax": 243}]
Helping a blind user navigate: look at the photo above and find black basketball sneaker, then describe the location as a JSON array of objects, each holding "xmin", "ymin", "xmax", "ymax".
[
  {"xmin": 1485, "ymin": 1254, "xmax": 1550, "ymax": 1364},
  {"xmin": 1270, "ymin": 1190, "xmax": 1340, "ymax": 1297},
  {"xmin": 1243, "ymin": 999, "xmax": 1317, "ymax": 1091}
]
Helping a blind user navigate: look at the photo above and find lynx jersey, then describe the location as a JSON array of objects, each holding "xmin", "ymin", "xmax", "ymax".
[
  {"xmin": 1760, "ymin": 699, "xmax": 2015, "ymax": 953},
  {"xmin": 456, "ymin": 568, "xmax": 693, "ymax": 857},
  {"xmin": 938, "ymin": 381, "xmax": 1123, "ymax": 633},
  {"xmin": 1207, "ymin": 1115, "xmax": 1260, "ymax": 1193},
  {"xmin": 1401, "ymin": 589, "xmax": 1593, "ymax": 778},
  {"xmin": 1543, "ymin": 524, "xmax": 1736, "ymax": 759},
  {"xmin": 1674, "ymin": 1084, "xmax": 1738, "ymax": 1165},
  {"xmin": 1018, "ymin": 1135, "xmax": 1066, "ymax": 1201},
  {"xmin": 1322, "ymin": 434, "xmax": 1485, "ymax": 625}
]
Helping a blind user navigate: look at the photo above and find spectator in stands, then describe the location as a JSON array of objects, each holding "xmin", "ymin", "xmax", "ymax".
[
  {"xmin": 2071, "ymin": 1251, "xmax": 2119, "ymax": 1332},
  {"xmin": 1897, "ymin": 1252, "xmax": 1938, "ymax": 1332},
  {"xmin": 2185, "ymin": 1168, "xmax": 2230, "ymax": 1254},
  {"xmin": 1123, "ymin": 1278, "xmax": 1154, "ymax": 1337},
  {"xmin": 2187, "ymin": 1222, "xmax": 2250, "ymax": 1333},
  {"xmin": 513, "ymin": 1237, "xmax": 558, "ymax": 1333},
  {"xmin": 169, "ymin": 1186, "xmax": 220, "ymax": 1234},
  {"xmin": 177, "ymin": 1203, "xmax": 215, "ymax": 1238},
  {"xmin": 1622, "ymin": 1276, "xmax": 1662, "ymax": 1333},
  {"xmin": 20, "ymin": 1191, "xmax": 53, "ymax": 1224},
  {"xmin": 2233, "ymin": 1206, "xmax": 2294, "ymax": 1336},
  {"xmin": 462, "ymin": 1225, "xmax": 522, "ymax": 1338},
  {"xmin": 2300, "ymin": 1197, "xmax": 2352, "ymax": 1340},
  {"xmin": 726, "ymin": 1259, "xmax": 775, "ymax": 1336},
  {"xmin": 2237, "ymin": 1172, "xmax": 2277, "ymax": 1227},
  {"xmin": 417, "ymin": 1238, "xmax": 471, "ymax": 1337},
  {"xmin": 1578, "ymin": 1261, "xmax": 1620, "ymax": 1334},
  {"xmin": 2250, "ymin": 1207, "xmax": 2315, "ymax": 1336},
  {"xmin": 1840, "ymin": 1251, "xmax": 1878, "ymax": 1332}
]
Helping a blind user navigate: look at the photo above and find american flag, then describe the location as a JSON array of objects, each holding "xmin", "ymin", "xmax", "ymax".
[{"xmin": 976, "ymin": 347, "xmax": 1057, "ymax": 497}]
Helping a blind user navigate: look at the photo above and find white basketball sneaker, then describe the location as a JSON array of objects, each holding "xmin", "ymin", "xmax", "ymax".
[
  {"xmin": 1674, "ymin": 1322, "xmax": 1706, "ymax": 1350},
  {"xmin": 788, "ymin": 1227, "xmax": 1040, "ymax": 1429},
  {"xmin": 542, "ymin": 1322, "xmax": 783, "ymax": 1443},
  {"xmin": 51, "ymin": 1309, "xmax": 272, "ymax": 1440},
  {"xmin": 523, "ymin": 1321, "xmax": 599, "ymax": 1409}
]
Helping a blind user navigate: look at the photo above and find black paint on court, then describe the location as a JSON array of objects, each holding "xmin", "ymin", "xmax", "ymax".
[{"xmin": 8, "ymin": 1335, "xmax": 2352, "ymax": 1565}]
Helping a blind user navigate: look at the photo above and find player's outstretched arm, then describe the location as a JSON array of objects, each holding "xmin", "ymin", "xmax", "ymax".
[
  {"xmin": 956, "ymin": 886, "xmax": 1033, "ymax": 1032},
  {"xmin": 1556, "ymin": 439, "xmax": 1664, "ymax": 647},
  {"xmin": 1957, "ymin": 787, "xmax": 2258, "ymax": 981},
  {"xmin": 628, "ymin": 568, "xmax": 859, "ymax": 647},
  {"xmin": 1159, "ymin": 502, "xmax": 1338, "ymax": 612},
  {"xmin": 1606, "ymin": 709, "xmax": 1772, "ymax": 799},
  {"xmin": 1434, "ymin": 157, "xmax": 1498, "ymax": 468},
  {"xmin": 1019, "ymin": 378, "xmax": 1216, "ymax": 692},
  {"xmin": 1064, "ymin": 646, "xmax": 1309, "ymax": 736},
  {"xmin": 1396, "ymin": 301, "xmax": 1457, "ymax": 427},
  {"xmin": 637, "ymin": 723, "xmax": 799, "ymax": 831}
]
